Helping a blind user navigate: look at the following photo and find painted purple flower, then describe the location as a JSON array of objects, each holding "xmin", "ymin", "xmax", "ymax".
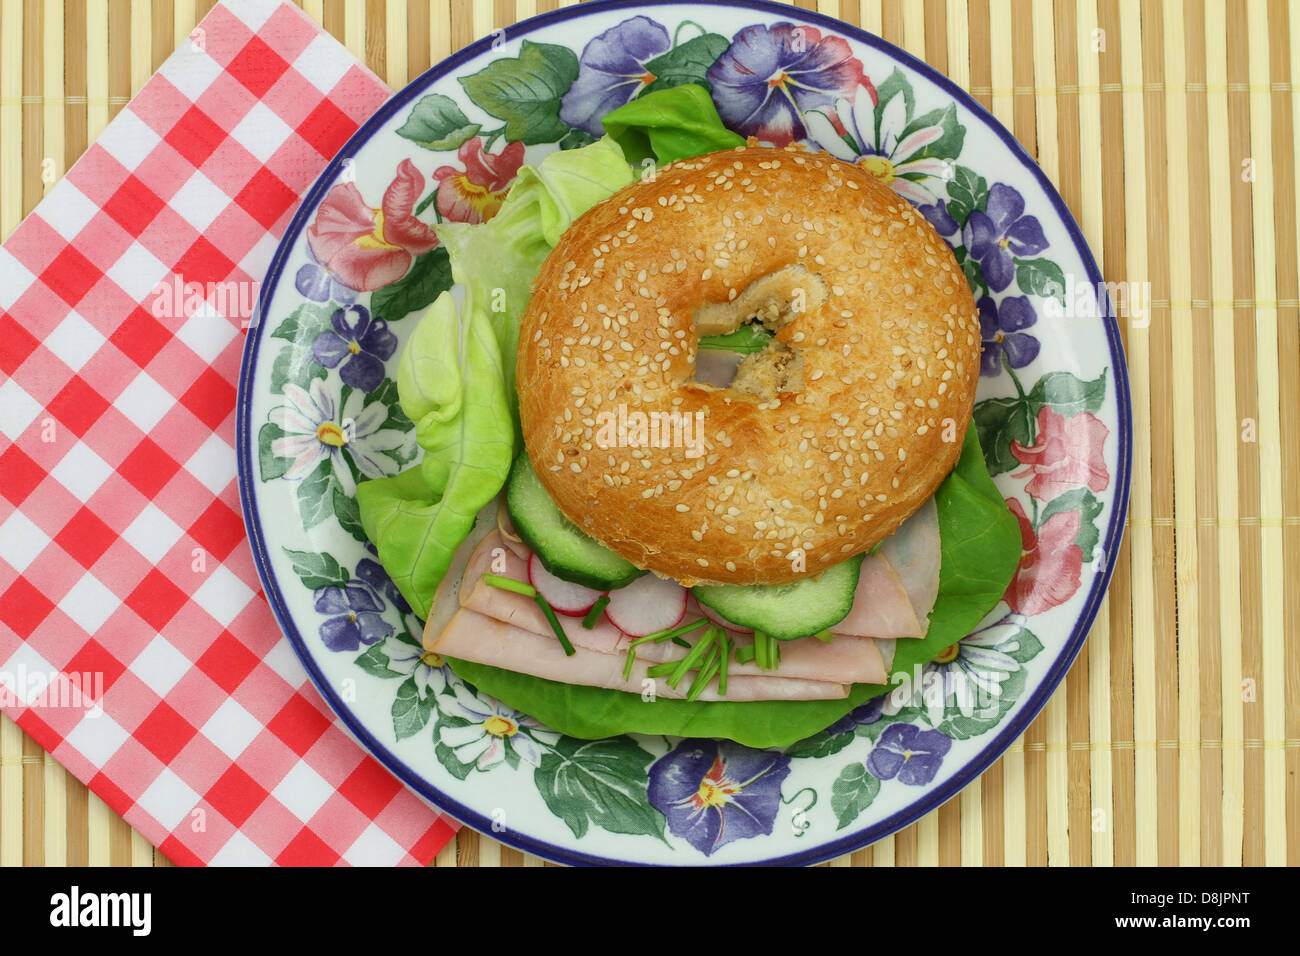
[
  {"xmin": 559, "ymin": 16, "xmax": 671, "ymax": 137},
  {"xmin": 866, "ymin": 723, "xmax": 951, "ymax": 786},
  {"xmin": 978, "ymin": 294, "xmax": 1039, "ymax": 376},
  {"xmin": 825, "ymin": 694, "xmax": 885, "ymax": 736},
  {"xmin": 356, "ymin": 555, "xmax": 411, "ymax": 615},
  {"xmin": 312, "ymin": 304, "xmax": 397, "ymax": 392},
  {"xmin": 648, "ymin": 740, "xmax": 791, "ymax": 856},
  {"xmin": 707, "ymin": 23, "xmax": 867, "ymax": 146},
  {"xmin": 295, "ymin": 260, "xmax": 358, "ymax": 306},
  {"xmin": 918, "ymin": 199, "xmax": 960, "ymax": 238},
  {"xmin": 961, "ymin": 183, "xmax": 1049, "ymax": 292},
  {"xmin": 315, "ymin": 583, "xmax": 392, "ymax": 651}
]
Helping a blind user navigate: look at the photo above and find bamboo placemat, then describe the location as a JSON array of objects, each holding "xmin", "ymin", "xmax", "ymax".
[{"xmin": 0, "ymin": 0, "xmax": 1295, "ymax": 868}]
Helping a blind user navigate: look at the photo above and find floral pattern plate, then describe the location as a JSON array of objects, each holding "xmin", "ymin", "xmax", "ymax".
[{"xmin": 236, "ymin": 0, "xmax": 1132, "ymax": 865}]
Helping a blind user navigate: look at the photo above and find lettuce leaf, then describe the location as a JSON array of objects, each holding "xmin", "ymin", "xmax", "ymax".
[
  {"xmin": 601, "ymin": 83, "xmax": 745, "ymax": 165},
  {"xmin": 356, "ymin": 291, "xmax": 513, "ymax": 619},
  {"xmin": 435, "ymin": 135, "xmax": 635, "ymax": 420},
  {"xmin": 359, "ymin": 137, "xmax": 636, "ymax": 619},
  {"xmin": 447, "ymin": 423, "xmax": 1021, "ymax": 748}
]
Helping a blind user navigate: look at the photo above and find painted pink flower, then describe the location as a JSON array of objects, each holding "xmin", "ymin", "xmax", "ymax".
[
  {"xmin": 433, "ymin": 137, "xmax": 526, "ymax": 224},
  {"xmin": 306, "ymin": 159, "xmax": 439, "ymax": 293},
  {"xmin": 1010, "ymin": 407, "xmax": 1110, "ymax": 501},
  {"xmin": 1005, "ymin": 499, "xmax": 1083, "ymax": 616}
]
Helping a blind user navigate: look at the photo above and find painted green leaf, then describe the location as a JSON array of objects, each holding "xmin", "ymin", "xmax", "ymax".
[
  {"xmin": 901, "ymin": 102, "xmax": 964, "ymax": 163},
  {"xmin": 1038, "ymin": 487, "xmax": 1105, "ymax": 557},
  {"xmin": 961, "ymin": 255, "xmax": 987, "ymax": 298},
  {"xmin": 370, "ymin": 246, "xmax": 454, "ymax": 323},
  {"xmin": 642, "ymin": 33, "xmax": 730, "ymax": 95},
  {"xmin": 973, "ymin": 395, "xmax": 1035, "ymax": 476},
  {"xmin": 558, "ymin": 127, "xmax": 597, "ymax": 150},
  {"xmin": 459, "ymin": 41, "xmax": 579, "ymax": 144},
  {"xmin": 282, "ymin": 547, "xmax": 350, "ymax": 590},
  {"xmin": 872, "ymin": 69, "xmax": 915, "ymax": 144},
  {"xmin": 269, "ymin": 342, "xmax": 325, "ymax": 394},
  {"xmin": 1015, "ymin": 257, "xmax": 1067, "ymax": 305},
  {"xmin": 354, "ymin": 642, "xmax": 404, "ymax": 679},
  {"xmin": 271, "ymin": 301, "xmax": 335, "ymax": 341},
  {"xmin": 392, "ymin": 675, "xmax": 435, "ymax": 740},
  {"xmin": 945, "ymin": 164, "xmax": 989, "ymax": 226},
  {"xmin": 1026, "ymin": 369, "xmax": 1107, "ymax": 418},
  {"xmin": 296, "ymin": 458, "xmax": 337, "ymax": 531},
  {"xmin": 258, "ymin": 422, "xmax": 289, "ymax": 481},
  {"xmin": 434, "ymin": 737, "xmax": 477, "ymax": 780},
  {"xmin": 831, "ymin": 763, "xmax": 881, "ymax": 830},
  {"xmin": 333, "ymin": 484, "xmax": 367, "ymax": 543},
  {"xmin": 533, "ymin": 735, "xmax": 665, "ymax": 840},
  {"xmin": 395, "ymin": 93, "xmax": 481, "ymax": 150},
  {"xmin": 782, "ymin": 728, "xmax": 855, "ymax": 760}
]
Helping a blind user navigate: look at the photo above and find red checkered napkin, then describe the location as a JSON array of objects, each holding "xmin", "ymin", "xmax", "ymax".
[{"xmin": 0, "ymin": 0, "xmax": 457, "ymax": 865}]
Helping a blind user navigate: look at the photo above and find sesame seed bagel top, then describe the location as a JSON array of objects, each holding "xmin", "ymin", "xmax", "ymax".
[{"xmin": 516, "ymin": 145, "xmax": 981, "ymax": 587}]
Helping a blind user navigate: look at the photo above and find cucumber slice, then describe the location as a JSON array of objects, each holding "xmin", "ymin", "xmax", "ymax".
[
  {"xmin": 506, "ymin": 454, "xmax": 647, "ymax": 591},
  {"xmin": 692, "ymin": 554, "xmax": 865, "ymax": 641}
]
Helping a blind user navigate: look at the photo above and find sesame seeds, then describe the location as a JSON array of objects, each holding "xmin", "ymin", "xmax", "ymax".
[{"xmin": 517, "ymin": 145, "xmax": 978, "ymax": 584}]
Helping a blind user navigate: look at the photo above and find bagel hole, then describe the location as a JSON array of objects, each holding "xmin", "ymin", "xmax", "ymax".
[
  {"xmin": 689, "ymin": 264, "xmax": 822, "ymax": 397},
  {"xmin": 691, "ymin": 264, "xmax": 828, "ymax": 336}
]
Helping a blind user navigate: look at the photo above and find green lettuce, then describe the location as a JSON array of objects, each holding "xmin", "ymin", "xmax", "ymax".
[
  {"xmin": 601, "ymin": 83, "xmax": 745, "ymax": 165},
  {"xmin": 447, "ymin": 423, "xmax": 1022, "ymax": 748},
  {"xmin": 358, "ymin": 136, "xmax": 636, "ymax": 619},
  {"xmin": 356, "ymin": 291, "xmax": 513, "ymax": 619},
  {"xmin": 435, "ymin": 135, "xmax": 635, "ymax": 420}
]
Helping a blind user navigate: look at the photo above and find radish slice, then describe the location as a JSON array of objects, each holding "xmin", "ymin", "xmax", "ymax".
[
  {"xmin": 605, "ymin": 575, "xmax": 687, "ymax": 636},
  {"xmin": 698, "ymin": 601, "xmax": 755, "ymax": 635},
  {"xmin": 528, "ymin": 553, "xmax": 602, "ymax": 616}
]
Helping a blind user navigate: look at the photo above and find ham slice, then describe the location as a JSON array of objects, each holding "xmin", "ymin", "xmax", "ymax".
[
  {"xmin": 430, "ymin": 608, "xmax": 850, "ymax": 702},
  {"xmin": 879, "ymin": 496, "xmax": 942, "ymax": 627},
  {"xmin": 495, "ymin": 501, "xmax": 531, "ymax": 560},
  {"xmin": 833, "ymin": 552, "xmax": 924, "ymax": 638},
  {"xmin": 437, "ymin": 530, "xmax": 866, "ymax": 698},
  {"xmin": 425, "ymin": 500, "xmax": 500, "ymax": 640},
  {"xmin": 830, "ymin": 495, "xmax": 943, "ymax": 640},
  {"xmin": 621, "ymin": 596, "xmax": 886, "ymax": 684}
]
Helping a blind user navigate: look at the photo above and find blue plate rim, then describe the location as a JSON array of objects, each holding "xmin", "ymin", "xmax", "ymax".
[{"xmin": 235, "ymin": 0, "xmax": 1134, "ymax": 867}]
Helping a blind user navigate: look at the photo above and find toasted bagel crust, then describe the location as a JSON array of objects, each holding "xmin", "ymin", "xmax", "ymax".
[{"xmin": 517, "ymin": 145, "xmax": 981, "ymax": 586}]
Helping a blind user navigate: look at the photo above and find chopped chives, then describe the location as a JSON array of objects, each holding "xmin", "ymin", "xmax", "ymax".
[
  {"xmin": 645, "ymin": 660, "xmax": 679, "ymax": 678},
  {"xmin": 644, "ymin": 617, "xmax": 709, "ymax": 644},
  {"xmin": 754, "ymin": 630, "xmax": 781, "ymax": 671},
  {"xmin": 668, "ymin": 626, "xmax": 718, "ymax": 689},
  {"xmin": 814, "ymin": 630, "xmax": 834, "ymax": 644},
  {"xmin": 622, "ymin": 633, "xmax": 663, "ymax": 681},
  {"xmin": 686, "ymin": 643, "xmax": 723, "ymax": 702},
  {"xmin": 581, "ymin": 594, "xmax": 610, "ymax": 629},
  {"xmin": 483, "ymin": 573, "xmax": 536, "ymax": 597},
  {"xmin": 735, "ymin": 644, "xmax": 757, "ymax": 665},
  {"xmin": 533, "ymin": 594, "xmax": 575, "ymax": 656},
  {"xmin": 717, "ymin": 633, "xmax": 730, "ymax": 697}
]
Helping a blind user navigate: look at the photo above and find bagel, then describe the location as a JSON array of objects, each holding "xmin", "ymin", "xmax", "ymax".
[{"xmin": 516, "ymin": 144, "xmax": 981, "ymax": 587}]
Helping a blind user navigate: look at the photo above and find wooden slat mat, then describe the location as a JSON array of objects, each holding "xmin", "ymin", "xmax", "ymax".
[{"xmin": 0, "ymin": 0, "xmax": 1294, "ymax": 867}]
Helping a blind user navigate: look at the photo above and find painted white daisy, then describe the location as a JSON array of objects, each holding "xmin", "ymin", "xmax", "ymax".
[
  {"xmin": 804, "ymin": 83, "xmax": 955, "ymax": 206},
  {"xmin": 438, "ymin": 683, "xmax": 561, "ymax": 770},
  {"xmin": 269, "ymin": 378, "xmax": 409, "ymax": 494},
  {"xmin": 876, "ymin": 612, "xmax": 1028, "ymax": 726}
]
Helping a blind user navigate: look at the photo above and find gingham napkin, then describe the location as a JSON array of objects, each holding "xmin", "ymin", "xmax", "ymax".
[{"xmin": 0, "ymin": 0, "xmax": 457, "ymax": 865}]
